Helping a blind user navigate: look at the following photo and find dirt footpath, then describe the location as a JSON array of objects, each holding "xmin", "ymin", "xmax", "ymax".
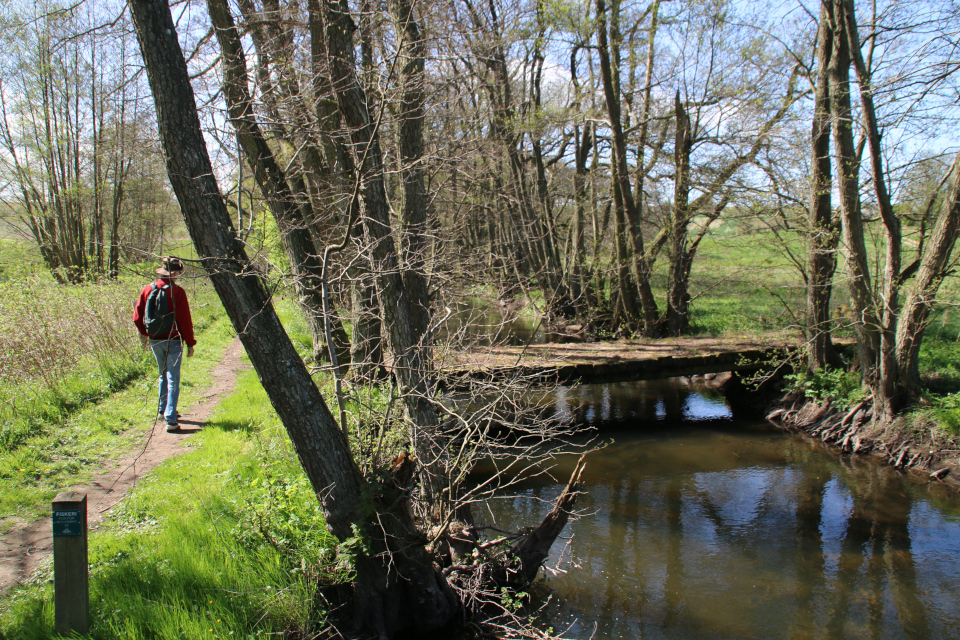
[{"xmin": 0, "ymin": 338, "xmax": 249, "ymax": 594}]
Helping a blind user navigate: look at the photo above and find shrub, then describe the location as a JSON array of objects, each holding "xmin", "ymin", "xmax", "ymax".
[
  {"xmin": 785, "ymin": 366, "xmax": 865, "ymax": 409},
  {"xmin": 0, "ymin": 278, "xmax": 139, "ymax": 389},
  {"xmin": 919, "ymin": 393, "xmax": 960, "ymax": 436}
]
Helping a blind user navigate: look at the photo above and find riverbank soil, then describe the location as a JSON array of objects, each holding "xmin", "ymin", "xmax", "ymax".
[
  {"xmin": 0, "ymin": 338, "xmax": 250, "ymax": 593},
  {"xmin": 766, "ymin": 396, "xmax": 960, "ymax": 492}
]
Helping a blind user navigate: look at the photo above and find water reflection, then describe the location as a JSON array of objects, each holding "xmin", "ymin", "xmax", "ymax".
[
  {"xmin": 552, "ymin": 378, "xmax": 733, "ymax": 428},
  {"xmin": 476, "ymin": 379, "xmax": 960, "ymax": 639}
]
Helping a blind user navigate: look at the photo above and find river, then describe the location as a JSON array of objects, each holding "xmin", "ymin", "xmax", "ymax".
[{"xmin": 474, "ymin": 378, "xmax": 960, "ymax": 640}]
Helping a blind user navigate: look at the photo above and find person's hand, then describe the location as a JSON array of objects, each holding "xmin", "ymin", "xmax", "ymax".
[
  {"xmin": 140, "ymin": 334, "xmax": 149, "ymax": 349},
  {"xmin": 187, "ymin": 346, "xmax": 195, "ymax": 358}
]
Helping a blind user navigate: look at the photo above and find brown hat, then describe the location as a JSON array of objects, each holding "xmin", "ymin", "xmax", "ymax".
[{"xmin": 156, "ymin": 257, "xmax": 185, "ymax": 276}]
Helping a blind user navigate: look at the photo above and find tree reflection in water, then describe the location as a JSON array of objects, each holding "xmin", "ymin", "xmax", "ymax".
[{"xmin": 474, "ymin": 378, "xmax": 960, "ymax": 639}]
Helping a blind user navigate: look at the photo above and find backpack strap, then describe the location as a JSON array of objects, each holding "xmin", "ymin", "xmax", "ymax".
[{"xmin": 162, "ymin": 281, "xmax": 178, "ymax": 330}]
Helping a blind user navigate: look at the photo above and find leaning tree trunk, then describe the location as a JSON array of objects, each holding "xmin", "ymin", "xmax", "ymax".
[
  {"xmin": 128, "ymin": 1, "xmax": 459, "ymax": 636},
  {"xmin": 129, "ymin": 0, "xmax": 366, "ymax": 541},
  {"xmin": 896, "ymin": 149, "xmax": 960, "ymax": 392},
  {"xmin": 206, "ymin": 0, "xmax": 346, "ymax": 368},
  {"xmin": 132, "ymin": 2, "xmax": 588, "ymax": 637}
]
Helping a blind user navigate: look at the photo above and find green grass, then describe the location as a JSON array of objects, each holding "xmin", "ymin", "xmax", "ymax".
[
  {"xmin": 0, "ymin": 237, "xmax": 46, "ymax": 283},
  {"xmin": 3, "ymin": 220, "xmax": 959, "ymax": 639},
  {"xmin": 678, "ymin": 230, "xmax": 807, "ymax": 336},
  {"xmin": 0, "ymin": 368, "xmax": 347, "ymax": 640},
  {"xmin": 0, "ymin": 250, "xmax": 352, "ymax": 639},
  {"xmin": 0, "ymin": 279, "xmax": 233, "ymax": 524},
  {"xmin": 903, "ymin": 309, "xmax": 960, "ymax": 435}
]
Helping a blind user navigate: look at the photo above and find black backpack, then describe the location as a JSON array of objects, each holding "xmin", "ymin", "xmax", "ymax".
[{"xmin": 143, "ymin": 283, "xmax": 176, "ymax": 337}]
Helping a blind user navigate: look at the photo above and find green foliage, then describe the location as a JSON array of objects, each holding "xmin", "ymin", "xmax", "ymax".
[
  {"xmin": 0, "ymin": 279, "xmax": 138, "ymax": 388},
  {"xmin": 0, "ymin": 277, "xmax": 231, "ymax": 522},
  {"xmin": 0, "ymin": 369, "xmax": 345, "ymax": 640},
  {"xmin": 910, "ymin": 311, "xmax": 960, "ymax": 434},
  {"xmin": 196, "ymin": 364, "xmax": 358, "ymax": 578},
  {"xmin": 921, "ymin": 393, "xmax": 960, "ymax": 436},
  {"xmin": 499, "ymin": 587, "xmax": 529, "ymax": 613},
  {"xmin": 0, "ymin": 237, "xmax": 46, "ymax": 283},
  {"xmin": 785, "ymin": 366, "xmax": 865, "ymax": 409},
  {"xmin": 918, "ymin": 314, "xmax": 960, "ymax": 394},
  {"xmin": 274, "ymin": 296, "xmax": 313, "ymax": 358},
  {"xmin": 227, "ymin": 440, "xmax": 345, "ymax": 577}
]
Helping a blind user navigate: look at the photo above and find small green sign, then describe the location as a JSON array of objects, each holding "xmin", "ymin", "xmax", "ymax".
[{"xmin": 53, "ymin": 510, "xmax": 83, "ymax": 537}]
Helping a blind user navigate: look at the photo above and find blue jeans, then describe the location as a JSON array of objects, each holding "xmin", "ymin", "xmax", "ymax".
[{"xmin": 150, "ymin": 339, "xmax": 183, "ymax": 425}]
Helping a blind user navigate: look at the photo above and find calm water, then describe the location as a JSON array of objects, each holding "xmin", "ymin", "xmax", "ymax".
[{"xmin": 477, "ymin": 379, "xmax": 960, "ymax": 640}]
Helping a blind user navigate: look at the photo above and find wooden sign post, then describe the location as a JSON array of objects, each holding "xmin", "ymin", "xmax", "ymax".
[{"xmin": 53, "ymin": 492, "xmax": 89, "ymax": 635}]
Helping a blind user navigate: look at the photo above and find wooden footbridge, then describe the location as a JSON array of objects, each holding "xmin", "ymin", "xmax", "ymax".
[{"xmin": 440, "ymin": 335, "xmax": 801, "ymax": 388}]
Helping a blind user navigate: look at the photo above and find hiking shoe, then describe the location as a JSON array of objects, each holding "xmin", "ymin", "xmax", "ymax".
[
  {"xmin": 159, "ymin": 412, "xmax": 182, "ymax": 419},
  {"xmin": 166, "ymin": 423, "xmax": 180, "ymax": 433}
]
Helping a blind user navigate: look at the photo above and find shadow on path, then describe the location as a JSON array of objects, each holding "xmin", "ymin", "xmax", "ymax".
[{"xmin": 0, "ymin": 338, "xmax": 250, "ymax": 593}]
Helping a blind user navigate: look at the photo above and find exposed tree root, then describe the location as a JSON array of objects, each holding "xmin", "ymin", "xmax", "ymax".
[
  {"xmin": 765, "ymin": 395, "xmax": 960, "ymax": 487},
  {"xmin": 440, "ymin": 454, "xmax": 587, "ymax": 632},
  {"xmin": 313, "ymin": 455, "xmax": 588, "ymax": 639}
]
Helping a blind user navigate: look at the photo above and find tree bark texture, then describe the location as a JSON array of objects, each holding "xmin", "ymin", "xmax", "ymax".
[
  {"xmin": 318, "ymin": 0, "xmax": 449, "ymax": 515},
  {"xmin": 595, "ymin": 0, "xmax": 660, "ymax": 336},
  {"xmin": 666, "ymin": 92, "xmax": 693, "ymax": 336},
  {"xmin": 896, "ymin": 150, "xmax": 960, "ymax": 391},
  {"xmin": 207, "ymin": 0, "xmax": 343, "ymax": 367},
  {"xmin": 807, "ymin": 4, "xmax": 842, "ymax": 372},
  {"xmin": 837, "ymin": 0, "xmax": 903, "ymax": 419},
  {"xmin": 390, "ymin": 0, "xmax": 432, "ymax": 355},
  {"xmin": 129, "ymin": 1, "xmax": 462, "ymax": 636},
  {"xmin": 350, "ymin": 274, "xmax": 387, "ymax": 381},
  {"xmin": 128, "ymin": 0, "xmax": 363, "ymax": 544},
  {"xmin": 825, "ymin": 0, "xmax": 881, "ymax": 387}
]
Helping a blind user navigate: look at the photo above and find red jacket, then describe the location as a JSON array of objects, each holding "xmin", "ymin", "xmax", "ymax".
[{"xmin": 133, "ymin": 278, "xmax": 197, "ymax": 346}]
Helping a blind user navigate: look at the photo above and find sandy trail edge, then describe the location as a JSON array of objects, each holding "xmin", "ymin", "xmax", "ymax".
[{"xmin": 0, "ymin": 337, "xmax": 250, "ymax": 594}]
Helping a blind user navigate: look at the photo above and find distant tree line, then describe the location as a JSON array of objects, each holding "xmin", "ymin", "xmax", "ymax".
[{"xmin": 0, "ymin": 0, "xmax": 176, "ymax": 283}]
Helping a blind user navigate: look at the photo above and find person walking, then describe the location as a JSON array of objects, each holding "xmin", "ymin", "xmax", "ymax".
[{"xmin": 133, "ymin": 257, "xmax": 196, "ymax": 432}]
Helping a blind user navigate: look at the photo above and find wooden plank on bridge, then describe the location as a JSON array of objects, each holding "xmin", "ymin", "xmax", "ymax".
[{"xmin": 439, "ymin": 335, "xmax": 802, "ymax": 388}]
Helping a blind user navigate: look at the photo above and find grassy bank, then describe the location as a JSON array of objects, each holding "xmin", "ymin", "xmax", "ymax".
[
  {"xmin": 0, "ymin": 366, "xmax": 346, "ymax": 640},
  {"xmin": 0, "ymin": 274, "xmax": 231, "ymax": 524},
  {"xmin": 0, "ymin": 291, "xmax": 357, "ymax": 639}
]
